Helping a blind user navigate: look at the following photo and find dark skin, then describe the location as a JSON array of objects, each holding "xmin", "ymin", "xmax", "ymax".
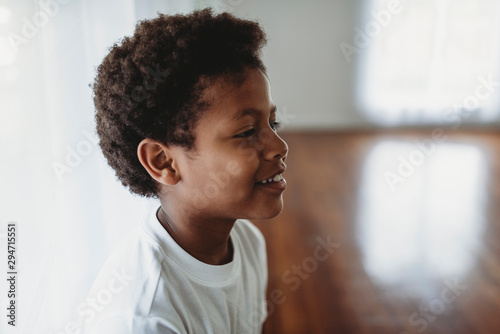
[{"xmin": 137, "ymin": 68, "xmax": 288, "ymax": 265}]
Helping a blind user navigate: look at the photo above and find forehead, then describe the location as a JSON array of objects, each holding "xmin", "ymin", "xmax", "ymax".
[{"xmin": 201, "ymin": 69, "xmax": 274, "ymax": 124}]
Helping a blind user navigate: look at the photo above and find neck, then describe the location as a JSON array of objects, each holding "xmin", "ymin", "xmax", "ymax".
[{"xmin": 157, "ymin": 202, "xmax": 235, "ymax": 265}]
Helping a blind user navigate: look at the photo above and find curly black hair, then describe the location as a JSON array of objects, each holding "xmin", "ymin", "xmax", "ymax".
[{"xmin": 93, "ymin": 8, "xmax": 267, "ymax": 198}]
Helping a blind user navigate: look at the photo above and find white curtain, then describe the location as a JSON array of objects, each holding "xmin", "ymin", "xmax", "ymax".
[
  {"xmin": 0, "ymin": 0, "xmax": 253, "ymax": 333},
  {"xmin": 356, "ymin": 0, "xmax": 500, "ymax": 126}
]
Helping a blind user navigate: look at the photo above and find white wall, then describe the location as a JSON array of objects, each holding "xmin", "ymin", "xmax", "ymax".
[
  {"xmin": 231, "ymin": 0, "xmax": 373, "ymax": 130},
  {"xmin": 229, "ymin": 0, "xmax": 500, "ymax": 130}
]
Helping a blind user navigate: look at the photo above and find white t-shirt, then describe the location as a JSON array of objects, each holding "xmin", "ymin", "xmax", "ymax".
[{"xmin": 79, "ymin": 206, "xmax": 268, "ymax": 334}]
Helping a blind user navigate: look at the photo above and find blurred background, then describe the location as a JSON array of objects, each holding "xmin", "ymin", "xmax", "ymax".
[{"xmin": 0, "ymin": 0, "xmax": 499, "ymax": 333}]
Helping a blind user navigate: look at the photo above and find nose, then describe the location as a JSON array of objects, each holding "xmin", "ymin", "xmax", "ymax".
[{"xmin": 261, "ymin": 128, "xmax": 288, "ymax": 161}]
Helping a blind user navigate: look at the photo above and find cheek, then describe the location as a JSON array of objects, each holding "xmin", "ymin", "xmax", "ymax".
[
  {"xmin": 223, "ymin": 159, "xmax": 258, "ymax": 190},
  {"xmin": 187, "ymin": 158, "xmax": 251, "ymax": 197},
  {"xmin": 184, "ymin": 144, "xmax": 261, "ymax": 199},
  {"xmin": 213, "ymin": 159, "xmax": 259, "ymax": 201}
]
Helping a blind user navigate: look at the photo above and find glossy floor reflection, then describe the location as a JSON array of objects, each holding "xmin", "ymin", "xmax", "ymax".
[
  {"xmin": 252, "ymin": 130, "xmax": 500, "ymax": 334},
  {"xmin": 358, "ymin": 140, "xmax": 487, "ymax": 286}
]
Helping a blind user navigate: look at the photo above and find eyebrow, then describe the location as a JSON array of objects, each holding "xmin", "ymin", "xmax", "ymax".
[{"xmin": 232, "ymin": 105, "xmax": 277, "ymax": 121}]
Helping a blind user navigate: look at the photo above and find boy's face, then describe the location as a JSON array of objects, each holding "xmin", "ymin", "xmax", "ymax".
[{"xmin": 171, "ymin": 68, "xmax": 288, "ymax": 220}]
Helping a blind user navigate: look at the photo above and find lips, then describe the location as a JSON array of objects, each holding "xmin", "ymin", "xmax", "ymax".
[{"xmin": 256, "ymin": 166, "xmax": 287, "ymax": 184}]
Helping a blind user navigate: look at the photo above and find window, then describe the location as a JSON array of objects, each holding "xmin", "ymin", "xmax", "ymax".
[{"xmin": 357, "ymin": 0, "xmax": 500, "ymax": 125}]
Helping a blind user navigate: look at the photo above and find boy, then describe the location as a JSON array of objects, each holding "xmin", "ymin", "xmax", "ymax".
[{"xmin": 81, "ymin": 8, "xmax": 288, "ymax": 334}]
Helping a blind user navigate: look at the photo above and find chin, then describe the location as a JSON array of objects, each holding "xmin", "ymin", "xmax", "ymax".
[
  {"xmin": 266, "ymin": 208, "xmax": 283, "ymax": 219},
  {"xmin": 253, "ymin": 199, "xmax": 284, "ymax": 219}
]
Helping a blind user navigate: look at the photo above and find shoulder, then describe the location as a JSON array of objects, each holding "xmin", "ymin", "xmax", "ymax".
[
  {"xmin": 79, "ymin": 225, "xmax": 169, "ymax": 332},
  {"xmin": 92, "ymin": 223, "xmax": 166, "ymax": 289}
]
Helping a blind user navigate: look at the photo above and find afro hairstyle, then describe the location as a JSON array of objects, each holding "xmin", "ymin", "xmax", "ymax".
[{"xmin": 93, "ymin": 8, "xmax": 267, "ymax": 198}]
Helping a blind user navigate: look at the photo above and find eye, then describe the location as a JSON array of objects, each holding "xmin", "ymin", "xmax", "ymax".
[
  {"xmin": 270, "ymin": 121, "xmax": 281, "ymax": 131},
  {"xmin": 235, "ymin": 128, "xmax": 256, "ymax": 138}
]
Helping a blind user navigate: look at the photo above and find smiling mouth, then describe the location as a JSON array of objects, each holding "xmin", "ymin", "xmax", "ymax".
[
  {"xmin": 256, "ymin": 173, "xmax": 284, "ymax": 184},
  {"xmin": 255, "ymin": 172, "xmax": 287, "ymax": 193}
]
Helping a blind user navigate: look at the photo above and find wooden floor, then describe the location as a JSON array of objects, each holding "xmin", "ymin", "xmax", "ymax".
[{"xmin": 252, "ymin": 129, "xmax": 500, "ymax": 334}]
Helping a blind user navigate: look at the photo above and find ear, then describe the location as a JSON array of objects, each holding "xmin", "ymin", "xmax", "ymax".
[{"xmin": 137, "ymin": 139, "xmax": 180, "ymax": 186}]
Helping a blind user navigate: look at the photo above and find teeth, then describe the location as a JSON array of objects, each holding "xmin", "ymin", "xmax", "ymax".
[{"xmin": 259, "ymin": 174, "xmax": 283, "ymax": 184}]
